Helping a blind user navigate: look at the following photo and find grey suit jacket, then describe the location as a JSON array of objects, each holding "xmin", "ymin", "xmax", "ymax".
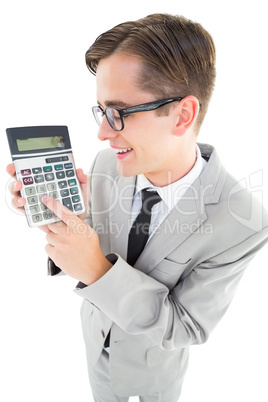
[{"xmin": 53, "ymin": 143, "xmax": 268, "ymax": 396}]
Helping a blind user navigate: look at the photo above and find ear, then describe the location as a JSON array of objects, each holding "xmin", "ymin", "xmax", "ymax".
[{"xmin": 173, "ymin": 96, "xmax": 200, "ymax": 137}]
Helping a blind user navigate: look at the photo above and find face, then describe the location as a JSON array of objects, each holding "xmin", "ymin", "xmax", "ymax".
[{"xmin": 96, "ymin": 53, "xmax": 186, "ymax": 186}]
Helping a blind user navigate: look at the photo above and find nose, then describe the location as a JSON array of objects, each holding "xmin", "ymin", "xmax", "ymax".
[{"xmin": 97, "ymin": 117, "xmax": 119, "ymax": 142}]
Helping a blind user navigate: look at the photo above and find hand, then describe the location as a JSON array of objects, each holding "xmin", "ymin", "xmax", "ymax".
[
  {"xmin": 6, "ymin": 163, "xmax": 90, "ymax": 233},
  {"xmin": 43, "ymin": 195, "xmax": 113, "ymax": 285},
  {"xmin": 6, "ymin": 163, "xmax": 26, "ymax": 210}
]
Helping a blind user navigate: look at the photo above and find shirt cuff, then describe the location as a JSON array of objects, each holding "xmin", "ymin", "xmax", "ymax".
[{"xmin": 47, "ymin": 258, "xmax": 64, "ymax": 276}]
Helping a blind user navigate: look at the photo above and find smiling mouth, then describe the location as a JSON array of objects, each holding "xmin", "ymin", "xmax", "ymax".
[{"xmin": 115, "ymin": 147, "xmax": 133, "ymax": 154}]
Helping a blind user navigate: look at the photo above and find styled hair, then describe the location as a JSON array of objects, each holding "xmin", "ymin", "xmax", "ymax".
[{"xmin": 85, "ymin": 13, "xmax": 216, "ymax": 131}]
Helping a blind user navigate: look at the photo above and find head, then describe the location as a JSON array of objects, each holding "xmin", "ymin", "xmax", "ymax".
[
  {"xmin": 86, "ymin": 13, "xmax": 216, "ymax": 133},
  {"xmin": 85, "ymin": 14, "xmax": 216, "ymax": 185}
]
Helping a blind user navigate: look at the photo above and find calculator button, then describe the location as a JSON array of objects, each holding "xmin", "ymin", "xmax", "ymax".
[
  {"xmin": 74, "ymin": 203, "xmax": 83, "ymax": 212},
  {"xmin": 37, "ymin": 184, "xmax": 47, "ymax": 193},
  {"xmin": 56, "ymin": 171, "xmax": 65, "ymax": 179},
  {"xmin": 30, "ymin": 205, "xmax": 40, "ymax": 214},
  {"xmin": 60, "ymin": 189, "xmax": 69, "ymax": 197},
  {"xmin": 20, "ymin": 154, "xmax": 84, "ymax": 224},
  {"xmin": 47, "ymin": 183, "xmax": 57, "ymax": 191},
  {"xmin": 32, "ymin": 167, "xmax": 42, "ymax": 174},
  {"xmin": 25, "ymin": 186, "xmax": 36, "ymax": 196},
  {"xmin": 68, "ymin": 179, "xmax": 77, "ymax": 187},
  {"xmin": 39, "ymin": 194, "xmax": 48, "ymax": 203},
  {"xmin": 58, "ymin": 180, "xmax": 67, "ymax": 189},
  {"xmin": 21, "ymin": 169, "xmax": 31, "ymax": 176},
  {"xmin": 72, "ymin": 195, "xmax": 80, "ymax": 203},
  {"xmin": 49, "ymin": 191, "xmax": 59, "ymax": 200},
  {"xmin": 43, "ymin": 211, "xmax": 54, "ymax": 220},
  {"xmin": 64, "ymin": 163, "xmax": 73, "ymax": 169},
  {"xmin": 34, "ymin": 174, "xmax": 44, "ymax": 183},
  {"xmin": 43, "ymin": 166, "xmax": 52, "ymax": 172},
  {"xmin": 70, "ymin": 187, "xmax": 78, "ymax": 195},
  {"xmin": 32, "ymin": 214, "xmax": 43, "ymax": 223},
  {"xmin": 40, "ymin": 203, "xmax": 48, "ymax": 211},
  {"xmin": 62, "ymin": 197, "xmax": 73, "ymax": 211},
  {"xmin": 27, "ymin": 195, "xmax": 38, "ymax": 205},
  {"xmin": 45, "ymin": 173, "xmax": 55, "ymax": 181},
  {"xmin": 23, "ymin": 177, "xmax": 34, "ymax": 186},
  {"xmin": 66, "ymin": 169, "xmax": 74, "ymax": 178}
]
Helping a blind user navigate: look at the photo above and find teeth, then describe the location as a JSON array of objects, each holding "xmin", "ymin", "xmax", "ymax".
[{"xmin": 116, "ymin": 148, "xmax": 132, "ymax": 154}]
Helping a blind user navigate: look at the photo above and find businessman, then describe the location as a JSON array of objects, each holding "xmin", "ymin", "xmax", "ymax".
[{"xmin": 7, "ymin": 13, "xmax": 268, "ymax": 402}]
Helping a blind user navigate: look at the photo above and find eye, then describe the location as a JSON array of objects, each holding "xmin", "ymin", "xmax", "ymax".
[{"xmin": 113, "ymin": 115, "xmax": 122, "ymax": 121}]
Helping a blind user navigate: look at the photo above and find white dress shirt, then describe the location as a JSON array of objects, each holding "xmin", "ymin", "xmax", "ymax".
[{"xmin": 130, "ymin": 144, "xmax": 207, "ymax": 241}]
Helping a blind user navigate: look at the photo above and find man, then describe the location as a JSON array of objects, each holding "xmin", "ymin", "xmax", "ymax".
[{"xmin": 7, "ymin": 13, "xmax": 268, "ymax": 402}]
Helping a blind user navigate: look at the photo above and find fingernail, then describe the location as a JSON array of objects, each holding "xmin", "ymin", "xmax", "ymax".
[
  {"xmin": 42, "ymin": 195, "xmax": 49, "ymax": 203},
  {"xmin": 17, "ymin": 198, "xmax": 23, "ymax": 205}
]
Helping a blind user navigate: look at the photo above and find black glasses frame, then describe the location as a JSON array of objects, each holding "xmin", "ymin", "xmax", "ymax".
[{"xmin": 92, "ymin": 97, "xmax": 184, "ymax": 131}]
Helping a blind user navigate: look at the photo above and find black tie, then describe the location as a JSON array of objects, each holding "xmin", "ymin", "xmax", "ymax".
[
  {"xmin": 127, "ymin": 188, "xmax": 161, "ymax": 266},
  {"xmin": 104, "ymin": 188, "xmax": 161, "ymax": 348}
]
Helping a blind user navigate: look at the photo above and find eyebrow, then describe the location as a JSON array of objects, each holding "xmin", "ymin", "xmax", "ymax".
[{"xmin": 98, "ymin": 100, "xmax": 132, "ymax": 109}]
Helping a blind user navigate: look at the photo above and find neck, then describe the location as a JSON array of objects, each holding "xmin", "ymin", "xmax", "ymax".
[{"xmin": 145, "ymin": 143, "xmax": 197, "ymax": 187}]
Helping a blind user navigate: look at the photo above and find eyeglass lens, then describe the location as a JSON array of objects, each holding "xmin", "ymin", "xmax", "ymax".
[
  {"xmin": 93, "ymin": 107, "xmax": 123, "ymax": 131},
  {"xmin": 106, "ymin": 108, "xmax": 122, "ymax": 130}
]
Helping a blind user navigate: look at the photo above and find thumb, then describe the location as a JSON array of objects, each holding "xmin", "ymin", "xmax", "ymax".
[
  {"xmin": 76, "ymin": 168, "xmax": 90, "ymax": 210},
  {"xmin": 76, "ymin": 168, "xmax": 89, "ymax": 185}
]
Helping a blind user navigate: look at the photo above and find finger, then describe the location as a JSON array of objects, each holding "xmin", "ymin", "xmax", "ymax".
[
  {"xmin": 41, "ymin": 195, "xmax": 80, "ymax": 227},
  {"xmin": 76, "ymin": 168, "xmax": 90, "ymax": 213},
  {"xmin": 8, "ymin": 179, "xmax": 23, "ymax": 197},
  {"xmin": 76, "ymin": 168, "xmax": 88, "ymax": 185},
  {"xmin": 39, "ymin": 225, "xmax": 52, "ymax": 234},
  {"xmin": 7, "ymin": 165, "xmax": 25, "ymax": 202},
  {"xmin": 6, "ymin": 163, "xmax": 16, "ymax": 178},
  {"xmin": 77, "ymin": 169, "xmax": 90, "ymax": 196},
  {"xmin": 46, "ymin": 231, "xmax": 58, "ymax": 246},
  {"xmin": 11, "ymin": 195, "xmax": 26, "ymax": 212},
  {"xmin": 8, "ymin": 179, "xmax": 26, "ymax": 209},
  {"xmin": 47, "ymin": 220, "xmax": 66, "ymax": 234},
  {"xmin": 45, "ymin": 243, "xmax": 56, "ymax": 261}
]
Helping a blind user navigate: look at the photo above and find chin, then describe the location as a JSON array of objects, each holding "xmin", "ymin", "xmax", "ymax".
[
  {"xmin": 117, "ymin": 168, "xmax": 136, "ymax": 178},
  {"xmin": 116, "ymin": 163, "xmax": 139, "ymax": 178}
]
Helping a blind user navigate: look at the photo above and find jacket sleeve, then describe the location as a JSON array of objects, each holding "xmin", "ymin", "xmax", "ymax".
[{"xmin": 74, "ymin": 227, "xmax": 268, "ymax": 350}]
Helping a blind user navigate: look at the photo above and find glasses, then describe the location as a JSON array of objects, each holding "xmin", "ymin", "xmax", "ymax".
[{"xmin": 92, "ymin": 97, "xmax": 184, "ymax": 131}]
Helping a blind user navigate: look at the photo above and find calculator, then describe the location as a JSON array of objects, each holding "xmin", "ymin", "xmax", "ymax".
[{"xmin": 6, "ymin": 125, "xmax": 86, "ymax": 227}]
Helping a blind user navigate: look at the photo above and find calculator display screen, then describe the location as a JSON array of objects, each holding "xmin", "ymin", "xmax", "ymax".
[{"xmin": 16, "ymin": 136, "xmax": 65, "ymax": 152}]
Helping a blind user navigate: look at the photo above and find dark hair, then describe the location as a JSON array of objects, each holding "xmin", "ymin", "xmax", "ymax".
[{"xmin": 86, "ymin": 13, "xmax": 216, "ymax": 131}]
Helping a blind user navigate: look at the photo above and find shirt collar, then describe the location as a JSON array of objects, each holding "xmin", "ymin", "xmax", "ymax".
[{"xmin": 135, "ymin": 144, "xmax": 207, "ymax": 211}]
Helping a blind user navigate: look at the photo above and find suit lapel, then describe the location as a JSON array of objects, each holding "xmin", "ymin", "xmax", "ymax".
[
  {"xmin": 134, "ymin": 177, "xmax": 208, "ymax": 274},
  {"xmin": 109, "ymin": 174, "xmax": 136, "ymax": 260}
]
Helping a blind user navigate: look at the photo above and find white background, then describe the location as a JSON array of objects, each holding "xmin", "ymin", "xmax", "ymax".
[{"xmin": 1, "ymin": 0, "xmax": 268, "ymax": 401}]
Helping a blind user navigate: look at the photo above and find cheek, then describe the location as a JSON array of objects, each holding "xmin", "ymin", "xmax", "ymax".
[
  {"xmin": 124, "ymin": 115, "xmax": 170, "ymax": 155},
  {"xmin": 135, "ymin": 143, "xmax": 164, "ymax": 172}
]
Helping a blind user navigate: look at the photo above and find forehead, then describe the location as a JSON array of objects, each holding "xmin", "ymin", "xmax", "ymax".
[{"xmin": 96, "ymin": 53, "xmax": 153, "ymax": 107}]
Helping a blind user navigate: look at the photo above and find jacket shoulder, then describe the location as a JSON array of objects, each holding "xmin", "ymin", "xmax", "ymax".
[{"xmin": 91, "ymin": 148, "xmax": 118, "ymax": 178}]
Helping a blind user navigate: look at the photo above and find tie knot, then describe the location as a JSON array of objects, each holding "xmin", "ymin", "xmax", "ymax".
[{"xmin": 141, "ymin": 189, "xmax": 161, "ymax": 214}]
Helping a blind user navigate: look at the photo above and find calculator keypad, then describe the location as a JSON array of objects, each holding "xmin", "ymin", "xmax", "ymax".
[{"xmin": 21, "ymin": 159, "xmax": 84, "ymax": 225}]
